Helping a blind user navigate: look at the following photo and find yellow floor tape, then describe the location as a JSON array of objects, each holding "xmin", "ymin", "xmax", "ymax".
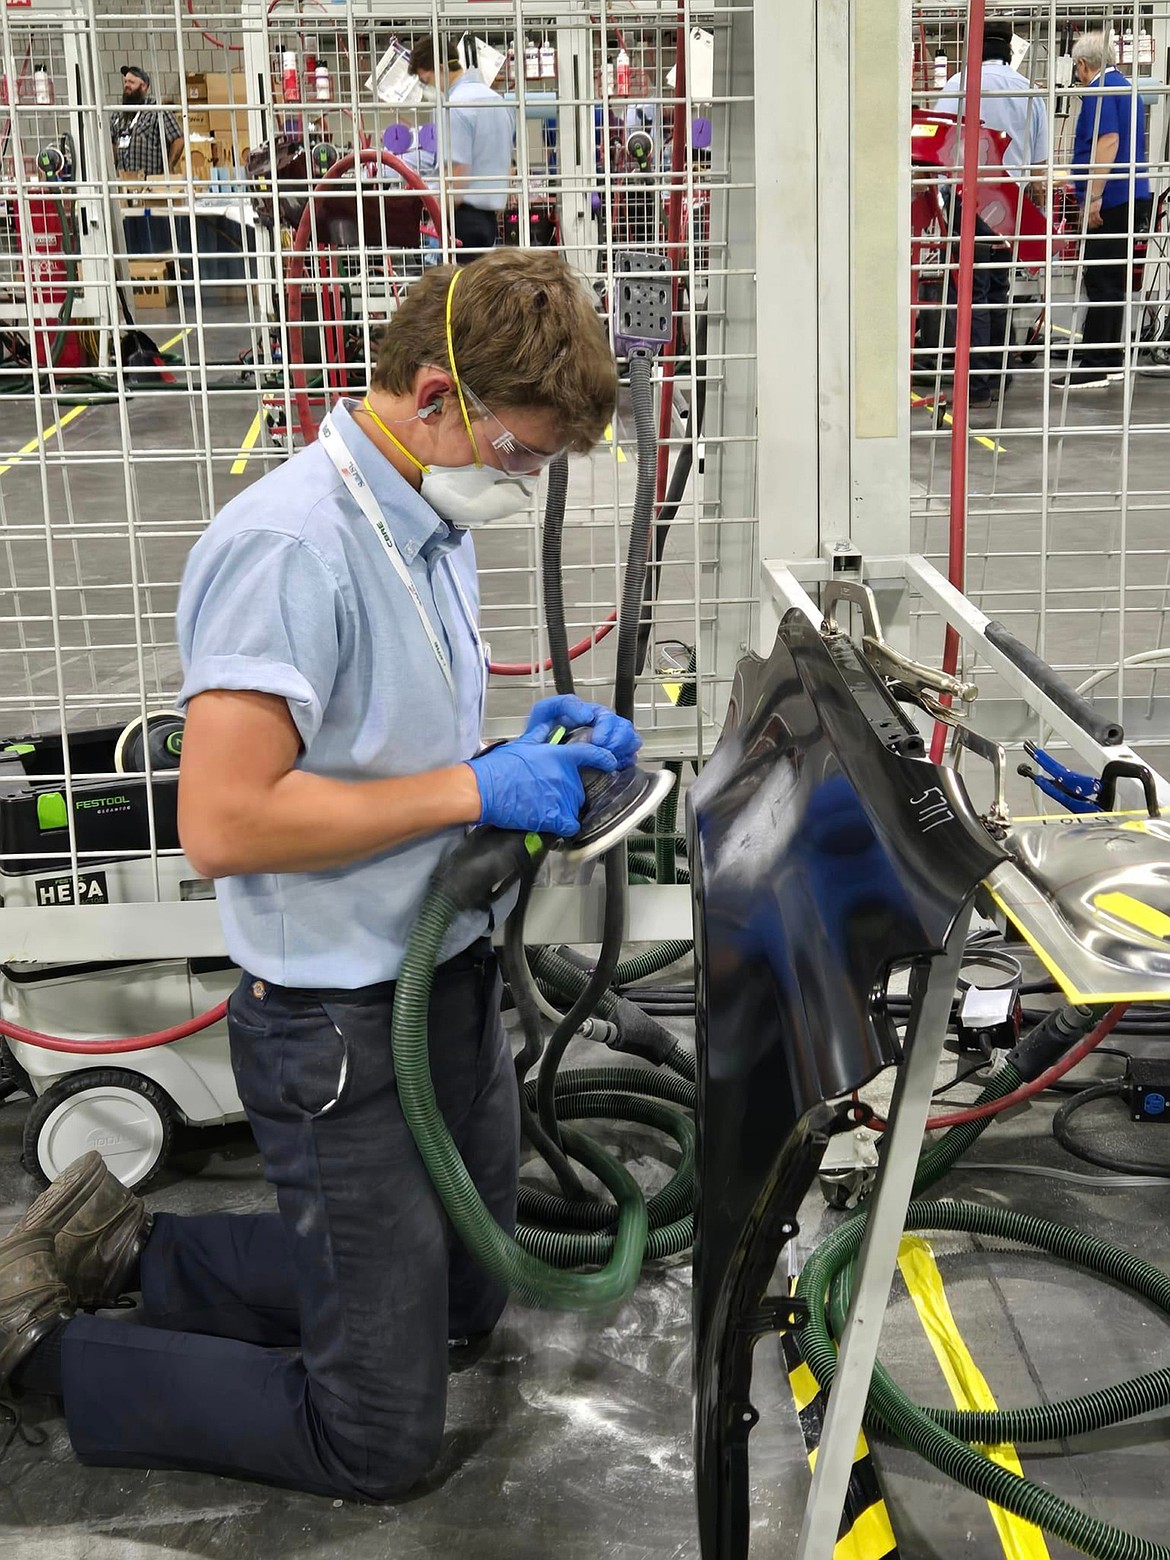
[
  {"xmin": 0, "ymin": 327, "xmax": 195, "ymax": 480},
  {"xmin": 897, "ymin": 1235, "xmax": 1052, "ymax": 1560},
  {"xmin": 158, "ymin": 326, "xmax": 194, "ymax": 353},
  {"xmin": 231, "ymin": 410, "xmax": 264, "ymax": 475},
  {"xmin": 782, "ymin": 1318, "xmax": 900, "ymax": 1559},
  {"xmin": 910, "ymin": 393, "xmax": 1007, "ymax": 455},
  {"xmin": 0, "ymin": 404, "xmax": 87, "ymax": 477}
]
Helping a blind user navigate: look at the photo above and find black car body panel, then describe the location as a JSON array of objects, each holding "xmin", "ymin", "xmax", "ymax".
[{"xmin": 686, "ymin": 611, "xmax": 1006, "ymax": 1557}]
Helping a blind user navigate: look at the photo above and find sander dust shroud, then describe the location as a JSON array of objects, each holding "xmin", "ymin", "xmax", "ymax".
[{"xmin": 560, "ymin": 738, "xmax": 675, "ymax": 864}]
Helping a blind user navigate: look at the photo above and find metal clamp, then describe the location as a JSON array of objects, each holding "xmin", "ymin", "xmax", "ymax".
[
  {"xmin": 950, "ymin": 725, "xmax": 1010, "ymax": 831},
  {"xmin": 822, "ymin": 580, "xmax": 979, "ymax": 704}
]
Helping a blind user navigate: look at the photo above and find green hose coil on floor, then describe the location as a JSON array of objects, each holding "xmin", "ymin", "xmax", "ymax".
[{"xmin": 796, "ymin": 1198, "xmax": 1170, "ymax": 1560}]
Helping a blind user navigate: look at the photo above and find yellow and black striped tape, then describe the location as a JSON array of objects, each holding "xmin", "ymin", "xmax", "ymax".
[{"xmin": 780, "ymin": 1326, "xmax": 900, "ymax": 1560}]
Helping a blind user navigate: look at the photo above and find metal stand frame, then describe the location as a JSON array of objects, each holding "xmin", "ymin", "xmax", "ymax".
[{"xmin": 793, "ymin": 902, "xmax": 973, "ymax": 1560}]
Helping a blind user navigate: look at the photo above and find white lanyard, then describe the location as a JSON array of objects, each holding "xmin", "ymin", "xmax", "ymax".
[{"xmin": 318, "ymin": 410, "xmax": 485, "ymax": 724}]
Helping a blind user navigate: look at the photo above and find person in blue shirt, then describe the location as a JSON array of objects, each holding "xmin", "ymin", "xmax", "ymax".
[
  {"xmin": 409, "ymin": 37, "xmax": 515, "ymax": 264},
  {"xmin": 0, "ymin": 250, "xmax": 639, "ymax": 1500},
  {"xmin": 1062, "ymin": 31, "xmax": 1152, "ymax": 388}
]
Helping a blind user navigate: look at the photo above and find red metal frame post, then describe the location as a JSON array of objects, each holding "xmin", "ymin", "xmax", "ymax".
[{"xmin": 930, "ymin": 0, "xmax": 987, "ymax": 762}]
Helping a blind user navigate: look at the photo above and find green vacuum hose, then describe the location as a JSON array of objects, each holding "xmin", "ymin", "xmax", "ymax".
[
  {"xmin": 796, "ymin": 1199, "xmax": 1170, "ymax": 1560},
  {"xmin": 392, "ymin": 887, "xmax": 651, "ymax": 1311},
  {"xmin": 530, "ymin": 939, "xmax": 693, "ymax": 999}
]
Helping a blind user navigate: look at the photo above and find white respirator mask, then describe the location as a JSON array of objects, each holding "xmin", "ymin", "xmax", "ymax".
[{"xmin": 419, "ymin": 463, "xmax": 537, "ymax": 527}]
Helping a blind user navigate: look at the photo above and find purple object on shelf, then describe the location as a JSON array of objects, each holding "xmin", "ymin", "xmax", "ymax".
[
  {"xmin": 691, "ymin": 117, "xmax": 712, "ymax": 150},
  {"xmin": 418, "ymin": 122, "xmax": 438, "ymax": 157},
  {"xmin": 382, "ymin": 123, "xmax": 413, "ymax": 155}
]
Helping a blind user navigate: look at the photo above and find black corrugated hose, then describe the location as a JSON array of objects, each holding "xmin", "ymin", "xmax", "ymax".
[
  {"xmin": 615, "ymin": 352, "xmax": 658, "ymax": 722},
  {"xmin": 540, "ymin": 453, "xmax": 573, "ymax": 695},
  {"xmin": 634, "ymin": 312, "xmax": 708, "ymax": 679}
]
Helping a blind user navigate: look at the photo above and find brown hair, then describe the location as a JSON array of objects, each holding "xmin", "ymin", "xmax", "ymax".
[
  {"xmin": 371, "ymin": 251, "xmax": 617, "ymax": 453},
  {"xmin": 408, "ymin": 37, "xmax": 462, "ymax": 76}
]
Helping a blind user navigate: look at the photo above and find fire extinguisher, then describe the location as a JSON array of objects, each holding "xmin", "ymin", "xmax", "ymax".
[{"xmin": 24, "ymin": 198, "xmax": 67, "ymax": 310}]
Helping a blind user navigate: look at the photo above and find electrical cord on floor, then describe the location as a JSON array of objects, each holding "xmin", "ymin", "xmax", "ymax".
[
  {"xmin": 963, "ymin": 1161, "xmax": 1170, "ymax": 1190},
  {"xmin": 1053, "ymin": 1082, "xmax": 1170, "ymax": 1179},
  {"xmin": 1042, "ymin": 1047, "xmax": 1130, "ymax": 1095},
  {"xmin": 930, "ymin": 1060, "xmax": 992, "ymax": 1100}
]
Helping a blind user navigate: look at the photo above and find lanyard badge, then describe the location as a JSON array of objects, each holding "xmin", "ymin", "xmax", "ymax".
[{"xmin": 319, "ymin": 410, "xmax": 485, "ymax": 729}]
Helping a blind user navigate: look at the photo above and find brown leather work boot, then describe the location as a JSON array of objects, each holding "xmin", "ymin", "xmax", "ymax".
[
  {"xmin": 17, "ymin": 1151, "xmax": 152, "ymax": 1311},
  {"xmin": 0, "ymin": 1230, "xmax": 71, "ymax": 1389}
]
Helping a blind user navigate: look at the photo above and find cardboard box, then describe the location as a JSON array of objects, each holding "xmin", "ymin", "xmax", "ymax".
[
  {"xmin": 129, "ymin": 259, "xmax": 172, "ymax": 309},
  {"xmin": 204, "ymin": 71, "xmax": 247, "ymax": 105},
  {"xmin": 117, "ymin": 171, "xmax": 172, "ymax": 208},
  {"xmin": 208, "ymin": 108, "xmax": 248, "ymax": 148},
  {"xmin": 179, "ymin": 140, "xmax": 215, "ymax": 185},
  {"xmin": 185, "ymin": 72, "xmax": 208, "ymax": 103},
  {"xmin": 187, "ymin": 108, "xmax": 211, "ymax": 137}
]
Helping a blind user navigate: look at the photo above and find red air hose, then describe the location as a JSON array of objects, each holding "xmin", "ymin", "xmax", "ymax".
[
  {"xmin": 185, "ymin": 0, "xmax": 326, "ymax": 52},
  {"xmin": 657, "ymin": 6, "xmax": 688, "ymax": 517},
  {"xmin": 929, "ymin": 0, "xmax": 987, "ymax": 763},
  {"xmin": 866, "ymin": 1002, "xmax": 1128, "ymax": 1133},
  {"xmin": 0, "ymin": 1001, "xmax": 229, "ymax": 1055},
  {"xmin": 488, "ymin": 616, "xmax": 617, "ymax": 677},
  {"xmin": 285, "ymin": 147, "xmax": 446, "ymax": 447}
]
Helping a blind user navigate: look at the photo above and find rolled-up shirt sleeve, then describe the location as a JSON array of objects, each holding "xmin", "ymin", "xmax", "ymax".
[{"xmin": 177, "ymin": 528, "xmax": 343, "ymax": 750}]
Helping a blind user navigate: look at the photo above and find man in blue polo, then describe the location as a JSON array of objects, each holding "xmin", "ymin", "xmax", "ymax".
[
  {"xmin": 409, "ymin": 37, "xmax": 514, "ymax": 263},
  {"xmin": 1061, "ymin": 30, "xmax": 1152, "ymax": 388}
]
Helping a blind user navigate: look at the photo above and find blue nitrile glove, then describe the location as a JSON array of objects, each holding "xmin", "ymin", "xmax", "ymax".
[
  {"xmin": 468, "ymin": 738, "xmax": 620, "ymax": 837},
  {"xmin": 521, "ymin": 695, "xmax": 642, "ymax": 769}
]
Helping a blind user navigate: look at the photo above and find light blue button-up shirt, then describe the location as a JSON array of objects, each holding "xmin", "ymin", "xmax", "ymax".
[
  {"xmin": 177, "ymin": 399, "xmax": 495, "ymax": 988},
  {"xmin": 937, "ymin": 60, "xmax": 1050, "ymax": 181},
  {"xmin": 448, "ymin": 67, "xmax": 514, "ymax": 213}
]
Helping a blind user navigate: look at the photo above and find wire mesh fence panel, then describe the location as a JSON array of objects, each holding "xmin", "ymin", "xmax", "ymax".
[
  {"xmin": 908, "ymin": 0, "xmax": 1170, "ymax": 783},
  {"xmin": 0, "ymin": 0, "xmax": 756, "ymax": 919}
]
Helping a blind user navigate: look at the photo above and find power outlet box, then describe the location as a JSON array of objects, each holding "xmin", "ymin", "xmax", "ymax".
[{"xmin": 1126, "ymin": 1059, "xmax": 1170, "ymax": 1123}]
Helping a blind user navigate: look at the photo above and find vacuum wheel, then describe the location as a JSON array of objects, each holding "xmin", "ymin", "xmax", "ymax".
[{"xmin": 23, "ymin": 1069, "xmax": 176, "ymax": 1191}]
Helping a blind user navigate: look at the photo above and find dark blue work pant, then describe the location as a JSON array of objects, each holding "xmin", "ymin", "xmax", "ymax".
[
  {"xmin": 949, "ymin": 202, "xmax": 1013, "ymax": 394},
  {"xmin": 57, "ymin": 942, "xmax": 519, "ymax": 1500},
  {"xmin": 1079, "ymin": 197, "xmax": 1153, "ymax": 369}
]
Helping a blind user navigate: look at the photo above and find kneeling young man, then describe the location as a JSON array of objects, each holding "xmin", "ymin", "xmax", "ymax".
[{"xmin": 0, "ymin": 249, "xmax": 637, "ymax": 1498}]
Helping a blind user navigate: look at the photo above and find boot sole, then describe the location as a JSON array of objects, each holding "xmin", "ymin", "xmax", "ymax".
[{"xmin": 19, "ymin": 1150, "xmax": 109, "ymax": 1239}]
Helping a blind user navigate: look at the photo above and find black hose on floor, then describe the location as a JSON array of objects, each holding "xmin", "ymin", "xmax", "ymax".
[{"xmin": 1053, "ymin": 1083, "xmax": 1170, "ymax": 1179}]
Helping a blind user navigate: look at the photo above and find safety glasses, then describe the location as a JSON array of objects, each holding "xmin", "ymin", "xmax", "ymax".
[{"xmin": 458, "ymin": 380, "xmax": 565, "ymax": 476}]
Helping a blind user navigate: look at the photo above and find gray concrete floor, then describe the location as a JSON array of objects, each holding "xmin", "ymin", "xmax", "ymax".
[
  {"xmin": 2, "ymin": 292, "xmax": 1170, "ymax": 1557},
  {"xmin": 6, "ymin": 965, "xmax": 1170, "ymax": 1560}
]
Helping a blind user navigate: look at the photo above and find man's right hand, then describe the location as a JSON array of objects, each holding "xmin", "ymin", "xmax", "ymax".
[{"xmin": 467, "ymin": 738, "xmax": 619, "ymax": 837}]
